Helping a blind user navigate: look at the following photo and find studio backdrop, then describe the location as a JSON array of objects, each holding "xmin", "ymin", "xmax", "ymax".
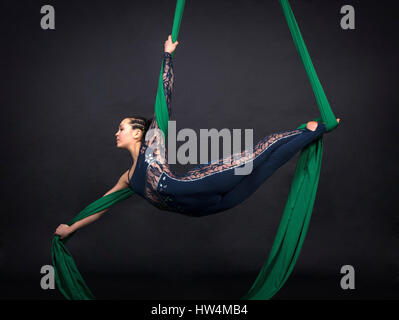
[{"xmin": 0, "ymin": 0, "xmax": 397, "ymax": 299}]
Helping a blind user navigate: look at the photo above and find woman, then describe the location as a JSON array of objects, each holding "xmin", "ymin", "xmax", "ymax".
[{"xmin": 55, "ymin": 35, "xmax": 339, "ymax": 239}]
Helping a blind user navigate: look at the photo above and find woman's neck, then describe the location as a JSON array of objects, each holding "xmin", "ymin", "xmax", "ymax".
[{"xmin": 128, "ymin": 141, "xmax": 142, "ymax": 161}]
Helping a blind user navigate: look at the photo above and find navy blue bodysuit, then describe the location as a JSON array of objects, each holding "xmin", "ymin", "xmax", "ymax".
[{"xmin": 128, "ymin": 52, "xmax": 326, "ymax": 217}]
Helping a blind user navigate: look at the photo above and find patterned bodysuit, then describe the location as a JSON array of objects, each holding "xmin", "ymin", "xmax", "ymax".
[{"xmin": 128, "ymin": 52, "xmax": 326, "ymax": 217}]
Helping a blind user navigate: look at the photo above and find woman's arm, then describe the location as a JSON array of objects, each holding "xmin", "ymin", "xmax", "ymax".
[
  {"xmin": 147, "ymin": 35, "xmax": 178, "ymax": 132},
  {"xmin": 54, "ymin": 170, "xmax": 130, "ymax": 239},
  {"xmin": 162, "ymin": 34, "xmax": 178, "ymax": 114},
  {"xmin": 162, "ymin": 51, "xmax": 174, "ymax": 113}
]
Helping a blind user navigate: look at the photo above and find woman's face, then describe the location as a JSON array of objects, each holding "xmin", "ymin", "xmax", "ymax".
[{"xmin": 115, "ymin": 118, "xmax": 141, "ymax": 149}]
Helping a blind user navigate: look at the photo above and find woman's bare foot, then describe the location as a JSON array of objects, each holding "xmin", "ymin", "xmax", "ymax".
[
  {"xmin": 306, "ymin": 118, "xmax": 340, "ymax": 131},
  {"xmin": 306, "ymin": 121, "xmax": 319, "ymax": 131}
]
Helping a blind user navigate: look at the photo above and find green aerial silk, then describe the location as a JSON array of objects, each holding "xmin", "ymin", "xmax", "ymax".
[
  {"xmin": 51, "ymin": 0, "xmax": 186, "ymax": 300},
  {"xmin": 241, "ymin": 0, "xmax": 337, "ymax": 299},
  {"xmin": 51, "ymin": 0, "xmax": 338, "ymax": 300},
  {"xmin": 51, "ymin": 189, "xmax": 134, "ymax": 300},
  {"xmin": 155, "ymin": 0, "xmax": 185, "ymax": 139}
]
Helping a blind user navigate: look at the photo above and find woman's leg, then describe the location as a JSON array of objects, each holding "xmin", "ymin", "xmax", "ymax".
[
  {"xmin": 200, "ymin": 122, "xmax": 326, "ymax": 215},
  {"xmin": 164, "ymin": 128, "xmax": 305, "ymax": 197}
]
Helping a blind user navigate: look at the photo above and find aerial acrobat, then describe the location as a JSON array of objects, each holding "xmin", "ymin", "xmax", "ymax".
[
  {"xmin": 52, "ymin": 0, "xmax": 341, "ymax": 301},
  {"xmin": 55, "ymin": 35, "xmax": 340, "ymax": 238}
]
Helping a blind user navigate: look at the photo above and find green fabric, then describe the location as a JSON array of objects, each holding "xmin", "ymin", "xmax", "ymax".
[
  {"xmin": 155, "ymin": 1, "xmax": 185, "ymax": 139},
  {"xmin": 51, "ymin": 188, "xmax": 134, "ymax": 300},
  {"xmin": 51, "ymin": 0, "xmax": 186, "ymax": 300},
  {"xmin": 241, "ymin": 134, "xmax": 324, "ymax": 299},
  {"xmin": 280, "ymin": 0, "xmax": 337, "ymax": 132},
  {"xmin": 241, "ymin": 0, "xmax": 337, "ymax": 299},
  {"xmin": 51, "ymin": 0, "xmax": 338, "ymax": 300}
]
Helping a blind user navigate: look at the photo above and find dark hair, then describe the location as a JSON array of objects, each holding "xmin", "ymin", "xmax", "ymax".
[{"xmin": 128, "ymin": 116, "xmax": 152, "ymax": 141}]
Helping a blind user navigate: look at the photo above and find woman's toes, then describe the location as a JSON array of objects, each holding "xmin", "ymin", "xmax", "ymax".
[{"xmin": 306, "ymin": 121, "xmax": 318, "ymax": 131}]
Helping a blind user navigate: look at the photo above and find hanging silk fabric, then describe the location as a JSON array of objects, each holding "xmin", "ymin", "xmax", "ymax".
[
  {"xmin": 51, "ymin": 0, "xmax": 337, "ymax": 300},
  {"xmin": 241, "ymin": 0, "xmax": 338, "ymax": 299},
  {"xmin": 51, "ymin": 0, "xmax": 186, "ymax": 300}
]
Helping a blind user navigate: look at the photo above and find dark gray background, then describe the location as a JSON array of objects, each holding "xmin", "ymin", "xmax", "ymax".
[{"xmin": 0, "ymin": 0, "xmax": 397, "ymax": 299}]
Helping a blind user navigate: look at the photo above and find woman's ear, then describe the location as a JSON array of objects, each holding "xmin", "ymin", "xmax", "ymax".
[{"xmin": 132, "ymin": 129, "xmax": 143, "ymax": 140}]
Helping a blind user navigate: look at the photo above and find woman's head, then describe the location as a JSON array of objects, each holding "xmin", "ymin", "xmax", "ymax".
[{"xmin": 115, "ymin": 116, "xmax": 152, "ymax": 149}]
